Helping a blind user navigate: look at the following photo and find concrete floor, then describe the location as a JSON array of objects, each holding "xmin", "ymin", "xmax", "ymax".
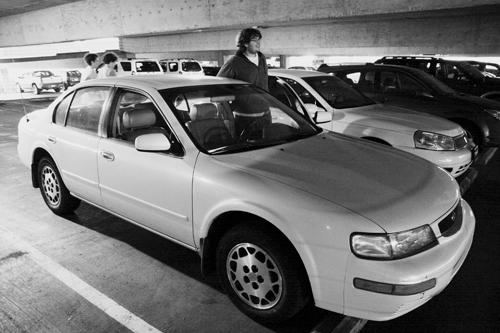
[{"xmin": 1, "ymin": 97, "xmax": 499, "ymax": 332}]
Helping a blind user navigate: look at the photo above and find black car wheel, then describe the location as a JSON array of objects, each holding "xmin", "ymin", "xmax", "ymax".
[
  {"xmin": 216, "ymin": 224, "xmax": 311, "ymax": 323},
  {"xmin": 37, "ymin": 157, "xmax": 80, "ymax": 215},
  {"xmin": 32, "ymin": 84, "xmax": 40, "ymax": 95}
]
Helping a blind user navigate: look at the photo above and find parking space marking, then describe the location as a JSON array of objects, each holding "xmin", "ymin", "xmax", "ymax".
[{"xmin": 0, "ymin": 226, "xmax": 164, "ymax": 333}]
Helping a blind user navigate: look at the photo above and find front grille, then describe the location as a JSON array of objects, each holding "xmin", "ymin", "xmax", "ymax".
[
  {"xmin": 439, "ymin": 202, "xmax": 463, "ymax": 237},
  {"xmin": 454, "ymin": 134, "xmax": 468, "ymax": 149}
]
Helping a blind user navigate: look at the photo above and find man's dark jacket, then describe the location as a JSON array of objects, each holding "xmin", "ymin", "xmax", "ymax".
[{"xmin": 217, "ymin": 51, "xmax": 268, "ymax": 91}]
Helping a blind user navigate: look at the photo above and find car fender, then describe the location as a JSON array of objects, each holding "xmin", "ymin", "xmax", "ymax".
[{"xmin": 196, "ymin": 197, "xmax": 325, "ymax": 298}]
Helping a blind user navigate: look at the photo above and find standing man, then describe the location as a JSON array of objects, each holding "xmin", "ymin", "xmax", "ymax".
[
  {"xmin": 81, "ymin": 53, "xmax": 99, "ymax": 81},
  {"xmin": 217, "ymin": 28, "xmax": 268, "ymax": 91},
  {"xmin": 218, "ymin": 28, "xmax": 269, "ymax": 135}
]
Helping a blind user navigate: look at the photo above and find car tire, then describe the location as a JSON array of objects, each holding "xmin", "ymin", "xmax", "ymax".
[
  {"xmin": 32, "ymin": 84, "xmax": 40, "ymax": 95},
  {"xmin": 37, "ymin": 157, "xmax": 81, "ymax": 215},
  {"xmin": 16, "ymin": 84, "xmax": 24, "ymax": 93},
  {"xmin": 216, "ymin": 224, "xmax": 311, "ymax": 324},
  {"xmin": 54, "ymin": 87, "xmax": 61, "ymax": 93}
]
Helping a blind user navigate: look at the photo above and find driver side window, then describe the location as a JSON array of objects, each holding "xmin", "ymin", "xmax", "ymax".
[{"xmin": 110, "ymin": 90, "xmax": 173, "ymax": 145}]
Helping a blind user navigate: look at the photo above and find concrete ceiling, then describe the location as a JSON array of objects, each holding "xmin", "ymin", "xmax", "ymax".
[{"xmin": 0, "ymin": 0, "xmax": 80, "ymax": 17}]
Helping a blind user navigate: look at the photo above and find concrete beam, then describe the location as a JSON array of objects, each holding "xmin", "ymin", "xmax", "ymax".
[
  {"xmin": 0, "ymin": 0, "xmax": 499, "ymax": 47},
  {"xmin": 121, "ymin": 6, "xmax": 500, "ymax": 57}
]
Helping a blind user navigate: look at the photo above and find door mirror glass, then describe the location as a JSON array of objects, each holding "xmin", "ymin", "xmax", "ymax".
[
  {"xmin": 314, "ymin": 110, "xmax": 332, "ymax": 124},
  {"xmin": 135, "ymin": 133, "xmax": 171, "ymax": 152}
]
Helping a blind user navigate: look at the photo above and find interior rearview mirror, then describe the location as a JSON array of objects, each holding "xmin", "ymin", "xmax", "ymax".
[{"xmin": 135, "ymin": 133, "xmax": 171, "ymax": 152}]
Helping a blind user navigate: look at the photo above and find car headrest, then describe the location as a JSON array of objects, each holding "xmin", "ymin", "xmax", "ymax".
[
  {"xmin": 191, "ymin": 103, "xmax": 218, "ymax": 120},
  {"xmin": 123, "ymin": 107, "xmax": 156, "ymax": 129}
]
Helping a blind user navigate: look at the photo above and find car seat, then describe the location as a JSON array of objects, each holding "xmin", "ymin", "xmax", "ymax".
[
  {"xmin": 187, "ymin": 103, "xmax": 233, "ymax": 150},
  {"xmin": 121, "ymin": 103, "xmax": 168, "ymax": 143}
]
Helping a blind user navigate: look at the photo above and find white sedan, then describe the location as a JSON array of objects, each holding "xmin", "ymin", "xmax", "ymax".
[
  {"xmin": 18, "ymin": 75, "xmax": 474, "ymax": 323},
  {"xmin": 269, "ymin": 69, "xmax": 473, "ymax": 177}
]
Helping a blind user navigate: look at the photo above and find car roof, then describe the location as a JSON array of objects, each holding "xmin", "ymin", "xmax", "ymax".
[
  {"xmin": 78, "ymin": 74, "xmax": 246, "ymax": 90},
  {"xmin": 269, "ymin": 68, "xmax": 329, "ymax": 78},
  {"xmin": 320, "ymin": 63, "xmax": 427, "ymax": 74}
]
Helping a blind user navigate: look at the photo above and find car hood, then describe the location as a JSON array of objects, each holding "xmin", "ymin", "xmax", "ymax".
[
  {"xmin": 449, "ymin": 93, "xmax": 500, "ymax": 109},
  {"xmin": 338, "ymin": 104, "xmax": 464, "ymax": 137},
  {"xmin": 213, "ymin": 132, "xmax": 460, "ymax": 232}
]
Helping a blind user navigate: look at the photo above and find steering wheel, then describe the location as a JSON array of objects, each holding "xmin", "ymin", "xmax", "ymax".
[{"xmin": 239, "ymin": 117, "xmax": 270, "ymax": 141}]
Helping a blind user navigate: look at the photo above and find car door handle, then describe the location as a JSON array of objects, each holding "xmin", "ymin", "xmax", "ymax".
[
  {"xmin": 47, "ymin": 136, "xmax": 56, "ymax": 144},
  {"xmin": 101, "ymin": 151, "xmax": 115, "ymax": 161}
]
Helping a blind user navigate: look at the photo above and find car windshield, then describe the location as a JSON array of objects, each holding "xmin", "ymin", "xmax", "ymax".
[
  {"xmin": 412, "ymin": 70, "xmax": 457, "ymax": 95},
  {"xmin": 135, "ymin": 61, "xmax": 161, "ymax": 72},
  {"xmin": 182, "ymin": 62, "xmax": 202, "ymax": 72},
  {"xmin": 302, "ymin": 75, "xmax": 374, "ymax": 109},
  {"xmin": 161, "ymin": 84, "xmax": 320, "ymax": 154}
]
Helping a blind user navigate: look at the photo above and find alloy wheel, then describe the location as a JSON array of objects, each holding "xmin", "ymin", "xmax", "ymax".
[
  {"xmin": 226, "ymin": 243, "xmax": 283, "ymax": 310},
  {"xmin": 41, "ymin": 165, "xmax": 61, "ymax": 207}
]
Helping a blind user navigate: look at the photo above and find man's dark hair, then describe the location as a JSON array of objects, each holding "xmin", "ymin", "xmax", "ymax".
[
  {"xmin": 102, "ymin": 52, "xmax": 118, "ymax": 64},
  {"xmin": 83, "ymin": 53, "xmax": 98, "ymax": 66},
  {"xmin": 236, "ymin": 28, "xmax": 262, "ymax": 51}
]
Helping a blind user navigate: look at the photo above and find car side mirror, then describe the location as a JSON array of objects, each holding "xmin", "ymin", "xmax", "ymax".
[
  {"xmin": 135, "ymin": 133, "xmax": 171, "ymax": 152},
  {"xmin": 314, "ymin": 110, "xmax": 332, "ymax": 124},
  {"xmin": 304, "ymin": 103, "xmax": 331, "ymax": 123}
]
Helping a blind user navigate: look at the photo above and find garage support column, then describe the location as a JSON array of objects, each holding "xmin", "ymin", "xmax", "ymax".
[{"xmin": 279, "ymin": 56, "xmax": 288, "ymax": 69}]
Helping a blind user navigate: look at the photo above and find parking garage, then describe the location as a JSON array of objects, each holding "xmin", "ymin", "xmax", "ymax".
[{"xmin": 1, "ymin": 1, "xmax": 500, "ymax": 332}]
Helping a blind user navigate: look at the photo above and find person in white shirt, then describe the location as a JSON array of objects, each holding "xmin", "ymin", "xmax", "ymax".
[
  {"xmin": 81, "ymin": 53, "xmax": 99, "ymax": 81},
  {"xmin": 97, "ymin": 52, "xmax": 118, "ymax": 78}
]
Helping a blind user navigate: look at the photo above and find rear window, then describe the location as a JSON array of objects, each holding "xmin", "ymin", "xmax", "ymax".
[
  {"xmin": 135, "ymin": 61, "xmax": 161, "ymax": 72},
  {"xmin": 182, "ymin": 62, "xmax": 202, "ymax": 72},
  {"xmin": 120, "ymin": 62, "xmax": 132, "ymax": 71}
]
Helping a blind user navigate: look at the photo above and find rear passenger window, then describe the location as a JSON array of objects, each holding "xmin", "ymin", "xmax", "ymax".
[
  {"xmin": 66, "ymin": 87, "xmax": 111, "ymax": 134},
  {"xmin": 120, "ymin": 62, "xmax": 132, "ymax": 72},
  {"xmin": 53, "ymin": 92, "xmax": 74, "ymax": 125},
  {"xmin": 345, "ymin": 72, "xmax": 360, "ymax": 84}
]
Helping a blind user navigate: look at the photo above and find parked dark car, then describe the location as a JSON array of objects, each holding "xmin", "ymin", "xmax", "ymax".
[
  {"xmin": 375, "ymin": 56, "xmax": 500, "ymax": 102},
  {"xmin": 319, "ymin": 63, "xmax": 500, "ymax": 148}
]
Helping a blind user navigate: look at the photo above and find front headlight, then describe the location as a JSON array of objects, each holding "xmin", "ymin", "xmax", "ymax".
[
  {"xmin": 414, "ymin": 130, "xmax": 455, "ymax": 151},
  {"xmin": 351, "ymin": 225, "xmax": 438, "ymax": 260},
  {"xmin": 485, "ymin": 109, "xmax": 500, "ymax": 120}
]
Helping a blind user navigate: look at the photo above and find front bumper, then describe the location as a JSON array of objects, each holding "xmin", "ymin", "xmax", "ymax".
[
  {"xmin": 340, "ymin": 199, "xmax": 475, "ymax": 321},
  {"xmin": 396, "ymin": 146, "xmax": 472, "ymax": 177}
]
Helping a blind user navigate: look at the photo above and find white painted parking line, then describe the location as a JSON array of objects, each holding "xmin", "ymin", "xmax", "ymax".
[
  {"xmin": 311, "ymin": 314, "xmax": 367, "ymax": 333},
  {"xmin": 0, "ymin": 226, "xmax": 164, "ymax": 333}
]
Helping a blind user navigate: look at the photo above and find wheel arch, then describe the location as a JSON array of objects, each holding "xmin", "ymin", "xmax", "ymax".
[
  {"xmin": 31, "ymin": 147, "xmax": 53, "ymax": 188},
  {"xmin": 199, "ymin": 211, "xmax": 313, "ymax": 297},
  {"xmin": 449, "ymin": 117, "xmax": 488, "ymax": 145}
]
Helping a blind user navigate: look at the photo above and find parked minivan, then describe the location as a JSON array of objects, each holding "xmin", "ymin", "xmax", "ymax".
[
  {"xmin": 160, "ymin": 58, "xmax": 205, "ymax": 76},
  {"xmin": 116, "ymin": 58, "xmax": 163, "ymax": 76}
]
